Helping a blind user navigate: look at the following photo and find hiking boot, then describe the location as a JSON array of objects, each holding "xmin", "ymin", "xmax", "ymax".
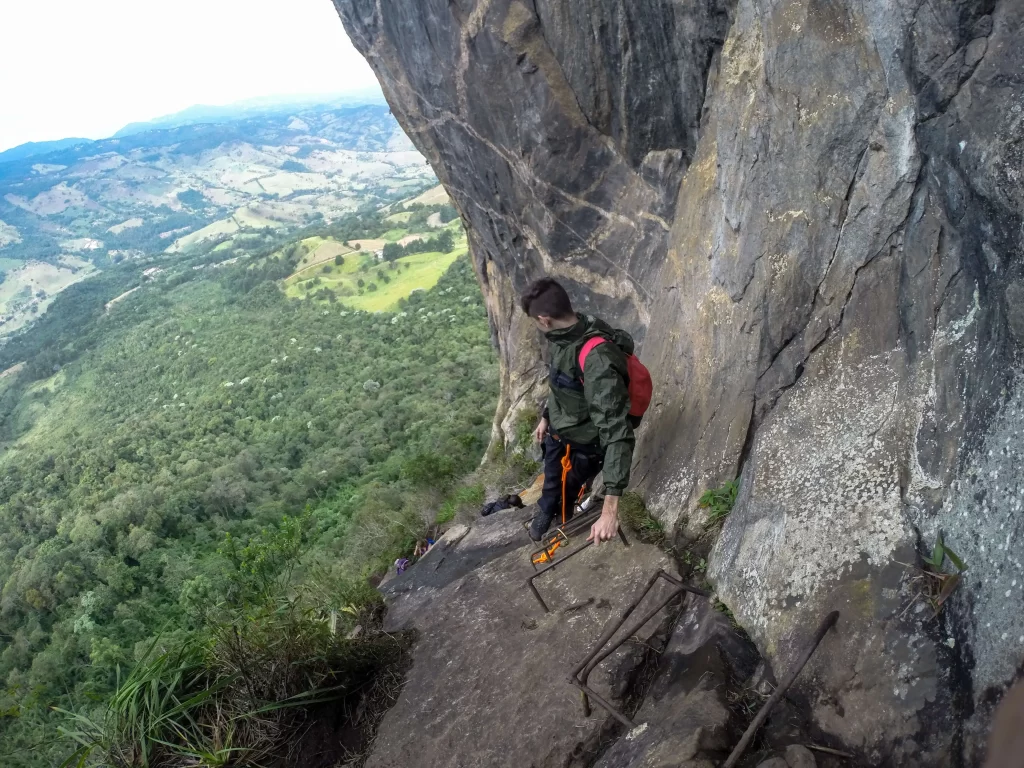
[{"xmin": 528, "ymin": 508, "xmax": 556, "ymax": 542}]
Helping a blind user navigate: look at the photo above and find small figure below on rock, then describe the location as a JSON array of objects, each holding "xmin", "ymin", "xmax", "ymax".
[
  {"xmin": 413, "ymin": 538, "xmax": 435, "ymax": 558},
  {"xmin": 394, "ymin": 557, "xmax": 410, "ymax": 575},
  {"xmin": 520, "ymin": 278, "xmax": 652, "ymax": 545},
  {"xmin": 480, "ymin": 493, "xmax": 524, "ymax": 517}
]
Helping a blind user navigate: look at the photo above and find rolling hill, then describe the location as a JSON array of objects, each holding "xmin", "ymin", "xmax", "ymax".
[{"xmin": 0, "ymin": 101, "xmax": 437, "ymax": 338}]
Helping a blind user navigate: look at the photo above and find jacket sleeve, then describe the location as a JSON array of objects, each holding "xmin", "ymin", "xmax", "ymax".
[{"xmin": 582, "ymin": 344, "xmax": 634, "ymax": 496}]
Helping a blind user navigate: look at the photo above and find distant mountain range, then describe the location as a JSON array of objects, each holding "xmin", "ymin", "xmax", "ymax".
[
  {"xmin": 112, "ymin": 89, "xmax": 387, "ymax": 138},
  {"xmin": 0, "ymin": 91, "xmax": 389, "ymax": 162},
  {"xmin": 0, "ymin": 137, "xmax": 92, "ymax": 165}
]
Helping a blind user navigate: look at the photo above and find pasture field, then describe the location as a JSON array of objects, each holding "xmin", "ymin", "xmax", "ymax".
[{"xmin": 402, "ymin": 184, "xmax": 449, "ymax": 207}]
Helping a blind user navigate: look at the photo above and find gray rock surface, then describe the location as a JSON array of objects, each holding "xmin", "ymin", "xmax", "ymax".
[
  {"xmin": 784, "ymin": 744, "xmax": 818, "ymax": 768},
  {"xmin": 593, "ymin": 594, "xmax": 758, "ymax": 768},
  {"xmin": 334, "ymin": 0, "xmax": 1024, "ymax": 763},
  {"xmin": 366, "ymin": 507, "xmax": 677, "ymax": 768}
]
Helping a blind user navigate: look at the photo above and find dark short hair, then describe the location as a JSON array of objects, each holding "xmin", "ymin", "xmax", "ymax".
[{"xmin": 521, "ymin": 278, "xmax": 574, "ymax": 319}]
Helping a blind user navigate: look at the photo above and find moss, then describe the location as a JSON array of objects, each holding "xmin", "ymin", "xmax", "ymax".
[
  {"xmin": 618, "ymin": 492, "xmax": 666, "ymax": 545},
  {"xmin": 436, "ymin": 482, "xmax": 486, "ymax": 524},
  {"xmin": 512, "ymin": 405, "xmax": 539, "ymax": 448}
]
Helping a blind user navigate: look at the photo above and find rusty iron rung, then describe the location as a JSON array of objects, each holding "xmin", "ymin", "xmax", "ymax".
[
  {"xmin": 563, "ymin": 569, "xmax": 839, "ymax": 743},
  {"xmin": 521, "ymin": 504, "xmax": 597, "ymax": 546},
  {"xmin": 567, "ymin": 570, "xmax": 709, "ymax": 726},
  {"xmin": 526, "ymin": 526, "xmax": 633, "ymax": 613},
  {"xmin": 722, "ymin": 610, "xmax": 840, "ymax": 768},
  {"xmin": 528, "ymin": 508, "xmax": 607, "ymax": 570},
  {"xmin": 530, "ymin": 530, "xmax": 569, "ymax": 570}
]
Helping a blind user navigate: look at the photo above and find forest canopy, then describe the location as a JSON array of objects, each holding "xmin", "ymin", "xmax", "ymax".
[{"xmin": 0, "ymin": 230, "xmax": 497, "ymax": 765}]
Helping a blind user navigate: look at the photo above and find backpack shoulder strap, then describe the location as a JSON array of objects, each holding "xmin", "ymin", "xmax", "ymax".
[{"xmin": 578, "ymin": 337, "xmax": 608, "ymax": 380}]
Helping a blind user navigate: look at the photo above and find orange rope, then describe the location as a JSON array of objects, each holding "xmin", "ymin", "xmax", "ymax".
[{"xmin": 560, "ymin": 445, "xmax": 572, "ymax": 526}]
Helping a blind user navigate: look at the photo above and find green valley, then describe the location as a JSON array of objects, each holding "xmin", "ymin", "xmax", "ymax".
[{"xmin": 0, "ymin": 179, "xmax": 500, "ymax": 766}]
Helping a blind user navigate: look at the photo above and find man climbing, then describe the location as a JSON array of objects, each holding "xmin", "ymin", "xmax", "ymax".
[{"xmin": 520, "ymin": 278, "xmax": 650, "ymax": 545}]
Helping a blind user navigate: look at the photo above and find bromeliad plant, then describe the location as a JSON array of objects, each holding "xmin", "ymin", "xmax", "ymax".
[{"xmin": 920, "ymin": 532, "xmax": 967, "ymax": 615}]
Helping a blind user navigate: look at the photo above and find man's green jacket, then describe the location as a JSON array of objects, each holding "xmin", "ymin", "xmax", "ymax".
[{"xmin": 543, "ymin": 313, "xmax": 639, "ymax": 497}]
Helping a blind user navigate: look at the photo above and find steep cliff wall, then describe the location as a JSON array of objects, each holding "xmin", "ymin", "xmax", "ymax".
[{"xmin": 334, "ymin": 0, "xmax": 1024, "ymax": 763}]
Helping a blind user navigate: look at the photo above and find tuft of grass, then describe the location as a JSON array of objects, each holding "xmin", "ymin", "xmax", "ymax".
[
  {"xmin": 435, "ymin": 483, "xmax": 485, "ymax": 525},
  {"xmin": 56, "ymin": 638, "xmax": 230, "ymax": 768},
  {"xmin": 699, "ymin": 479, "xmax": 739, "ymax": 528},
  {"xmin": 435, "ymin": 506, "xmax": 456, "ymax": 525},
  {"xmin": 714, "ymin": 599, "xmax": 740, "ymax": 628},
  {"xmin": 57, "ymin": 604, "xmax": 407, "ymax": 768},
  {"xmin": 618, "ymin": 492, "xmax": 665, "ymax": 545},
  {"xmin": 681, "ymin": 550, "xmax": 708, "ymax": 574},
  {"xmin": 500, "ymin": 406, "xmax": 541, "ymax": 478}
]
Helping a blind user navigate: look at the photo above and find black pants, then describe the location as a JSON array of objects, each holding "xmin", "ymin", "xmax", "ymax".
[{"xmin": 530, "ymin": 433, "xmax": 604, "ymax": 540}]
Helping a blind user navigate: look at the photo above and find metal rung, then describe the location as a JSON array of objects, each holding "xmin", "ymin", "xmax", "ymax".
[
  {"xmin": 567, "ymin": 570, "xmax": 710, "ymax": 727},
  {"xmin": 525, "ymin": 526, "xmax": 631, "ymax": 613}
]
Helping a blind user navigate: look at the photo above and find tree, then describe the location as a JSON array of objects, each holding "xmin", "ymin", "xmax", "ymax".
[
  {"xmin": 368, "ymin": 282, "xmax": 378, "ymax": 292},
  {"xmin": 353, "ymin": 243, "xmax": 361, "ymax": 250},
  {"xmin": 357, "ymin": 278, "xmax": 365, "ymax": 288},
  {"xmin": 437, "ymin": 229, "xmax": 455, "ymax": 253},
  {"xmin": 382, "ymin": 243, "xmax": 402, "ymax": 262},
  {"xmin": 334, "ymin": 254, "xmax": 344, "ymax": 266}
]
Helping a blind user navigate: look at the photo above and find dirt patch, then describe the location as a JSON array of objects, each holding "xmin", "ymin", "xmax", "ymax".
[
  {"xmin": 396, "ymin": 234, "xmax": 425, "ymax": 247},
  {"xmin": 347, "ymin": 239, "xmax": 387, "ymax": 253},
  {"xmin": 0, "ymin": 362, "xmax": 25, "ymax": 380},
  {"xmin": 402, "ymin": 184, "xmax": 449, "ymax": 208},
  {"xmin": 105, "ymin": 286, "xmax": 141, "ymax": 312},
  {"xmin": 283, "ymin": 632, "xmax": 415, "ymax": 768},
  {"xmin": 107, "ymin": 217, "xmax": 144, "ymax": 234}
]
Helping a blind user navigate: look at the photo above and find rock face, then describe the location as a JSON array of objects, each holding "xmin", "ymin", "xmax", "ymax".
[
  {"xmin": 366, "ymin": 507, "xmax": 677, "ymax": 768},
  {"xmin": 334, "ymin": 0, "xmax": 1024, "ymax": 763}
]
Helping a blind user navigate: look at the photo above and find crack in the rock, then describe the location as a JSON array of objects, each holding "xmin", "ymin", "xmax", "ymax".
[
  {"xmin": 755, "ymin": 148, "xmax": 926, "ymax": 421},
  {"xmin": 820, "ymin": 142, "xmax": 872, "ymax": 292},
  {"xmin": 734, "ymin": 250, "xmax": 766, "ymax": 304}
]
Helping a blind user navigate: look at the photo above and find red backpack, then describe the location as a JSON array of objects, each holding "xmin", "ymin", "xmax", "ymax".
[{"xmin": 578, "ymin": 337, "xmax": 653, "ymax": 418}]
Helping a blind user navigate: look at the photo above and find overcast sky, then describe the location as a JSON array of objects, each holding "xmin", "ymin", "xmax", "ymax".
[{"xmin": 0, "ymin": 0, "xmax": 381, "ymax": 152}]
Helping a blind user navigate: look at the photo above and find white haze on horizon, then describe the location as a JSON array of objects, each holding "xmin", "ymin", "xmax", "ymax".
[{"xmin": 0, "ymin": 0, "xmax": 380, "ymax": 152}]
